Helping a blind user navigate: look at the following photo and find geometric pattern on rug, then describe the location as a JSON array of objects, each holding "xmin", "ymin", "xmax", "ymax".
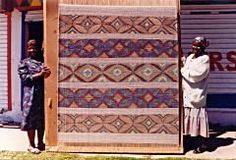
[
  {"xmin": 58, "ymin": 88, "xmax": 178, "ymax": 108},
  {"xmin": 59, "ymin": 39, "xmax": 179, "ymax": 58},
  {"xmin": 59, "ymin": 62, "xmax": 178, "ymax": 83},
  {"xmin": 58, "ymin": 114, "xmax": 179, "ymax": 134},
  {"xmin": 58, "ymin": 4, "xmax": 180, "ymax": 151},
  {"xmin": 60, "ymin": 15, "xmax": 177, "ymax": 35}
]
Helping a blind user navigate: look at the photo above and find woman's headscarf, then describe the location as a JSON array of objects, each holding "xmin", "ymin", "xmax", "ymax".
[{"xmin": 192, "ymin": 36, "xmax": 209, "ymax": 49}]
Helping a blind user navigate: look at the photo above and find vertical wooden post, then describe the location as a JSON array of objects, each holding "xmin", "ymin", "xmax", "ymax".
[
  {"xmin": 177, "ymin": 0, "xmax": 184, "ymax": 153},
  {"xmin": 43, "ymin": 0, "xmax": 58, "ymax": 146}
]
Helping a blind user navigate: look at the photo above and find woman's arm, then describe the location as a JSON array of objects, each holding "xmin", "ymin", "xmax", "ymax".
[
  {"xmin": 181, "ymin": 55, "xmax": 210, "ymax": 83},
  {"xmin": 18, "ymin": 60, "xmax": 47, "ymax": 82},
  {"xmin": 18, "ymin": 61, "xmax": 33, "ymax": 82}
]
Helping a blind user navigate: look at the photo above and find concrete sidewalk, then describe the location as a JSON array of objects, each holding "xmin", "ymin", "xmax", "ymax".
[{"xmin": 0, "ymin": 127, "xmax": 236, "ymax": 159}]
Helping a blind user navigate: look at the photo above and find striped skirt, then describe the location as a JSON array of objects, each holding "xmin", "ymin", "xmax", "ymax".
[{"xmin": 184, "ymin": 107, "xmax": 209, "ymax": 138}]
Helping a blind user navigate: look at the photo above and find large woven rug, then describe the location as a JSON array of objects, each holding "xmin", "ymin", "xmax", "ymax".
[{"xmin": 58, "ymin": 4, "xmax": 180, "ymax": 153}]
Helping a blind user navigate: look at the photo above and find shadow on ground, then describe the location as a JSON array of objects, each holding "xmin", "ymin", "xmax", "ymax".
[{"xmin": 184, "ymin": 124, "xmax": 236, "ymax": 153}]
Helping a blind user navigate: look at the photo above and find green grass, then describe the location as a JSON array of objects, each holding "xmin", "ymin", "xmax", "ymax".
[{"xmin": 0, "ymin": 151, "xmax": 194, "ymax": 160}]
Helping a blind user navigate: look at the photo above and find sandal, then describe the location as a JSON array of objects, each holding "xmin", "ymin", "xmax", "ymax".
[
  {"xmin": 27, "ymin": 146, "xmax": 41, "ymax": 154},
  {"xmin": 193, "ymin": 144, "xmax": 207, "ymax": 154}
]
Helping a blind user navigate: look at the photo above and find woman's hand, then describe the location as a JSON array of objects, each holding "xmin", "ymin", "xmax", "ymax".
[
  {"xmin": 181, "ymin": 56, "xmax": 186, "ymax": 67},
  {"xmin": 42, "ymin": 66, "xmax": 51, "ymax": 78},
  {"xmin": 33, "ymin": 66, "xmax": 51, "ymax": 80}
]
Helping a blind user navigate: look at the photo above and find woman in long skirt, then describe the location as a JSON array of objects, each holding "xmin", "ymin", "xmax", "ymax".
[
  {"xmin": 18, "ymin": 39, "xmax": 51, "ymax": 154},
  {"xmin": 181, "ymin": 36, "xmax": 210, "ymax": 154}
]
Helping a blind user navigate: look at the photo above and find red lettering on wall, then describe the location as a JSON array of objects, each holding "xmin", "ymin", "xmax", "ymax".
[
  {"xmin": 226, "ymin": 51, "xmax": 236, "ymax": 71},
  {"xmin": 209, "ymin": 52, "xmax": 224, "ymax": 71}
]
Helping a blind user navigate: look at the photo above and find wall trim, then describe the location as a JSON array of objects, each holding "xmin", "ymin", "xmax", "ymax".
[
  {"xmin": 6, "ymin": 12, "xmax": 12, "ymax": 111},
  {"xmin": 207, "ymin": 108, "xmax": 236, "ymax": 112}
]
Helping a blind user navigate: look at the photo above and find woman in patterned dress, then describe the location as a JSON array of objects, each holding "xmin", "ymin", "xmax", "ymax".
[
  {"xmin": 181, "ymin": 36, "xmax": 210, "ymax": 154},
  {"xmin": 18, "ymin": 39, "xmax": 51, "ymax": 153}
]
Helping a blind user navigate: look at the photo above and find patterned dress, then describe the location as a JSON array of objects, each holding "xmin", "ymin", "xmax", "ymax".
[{"xmin": 18, "ymin": 58, "xmax": 44, "ymax": 131}]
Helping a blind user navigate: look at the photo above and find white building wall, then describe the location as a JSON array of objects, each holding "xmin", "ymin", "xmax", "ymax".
[
  {"xmin": 10, "ymin": 9, "xmax": 22, "ymax": 122},
  {"xmin": 25, "ymin": 10, "xmax": 43, "ymax": 22},
  {"xmin": 1, "ymin": 10, "xmax": 22, "ymax": 123},
  {"xmin": 0, "ymin": 13, "xmax": 8, "ymax": 112}
]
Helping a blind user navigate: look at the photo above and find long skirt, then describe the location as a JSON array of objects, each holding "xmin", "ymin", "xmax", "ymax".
[
  {"xmin": 184, "ymin": 107, "xmax": 209, "ymax": 138},
  {"xmin": 21, "ymin": 85, "xmax": 45, "ymax": 131}
]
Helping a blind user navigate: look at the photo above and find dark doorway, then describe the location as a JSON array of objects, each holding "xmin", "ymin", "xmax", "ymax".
[
  {"xmin": 25, "ymin": 21, "xmax": 44, "ymax": 61},
  {"xmin": 21, "ymin": 20, "xmax": 44, "ymax": 111}
]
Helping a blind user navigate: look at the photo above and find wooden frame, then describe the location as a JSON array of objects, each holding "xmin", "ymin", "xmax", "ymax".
[
  {"xmin": 44, "ymin": 0, "xmax": 183, "ymax": 153},
  {"xmin": 59, "ymin": 0, "xmax": 178, "ymax": 6},
  {"xmin": 44, "ymin": 0, "xmax": 58, "ymax": 147},
  {"xmin": 177, "ymin": 0, "xmax": 184, "ymax": 153}
]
